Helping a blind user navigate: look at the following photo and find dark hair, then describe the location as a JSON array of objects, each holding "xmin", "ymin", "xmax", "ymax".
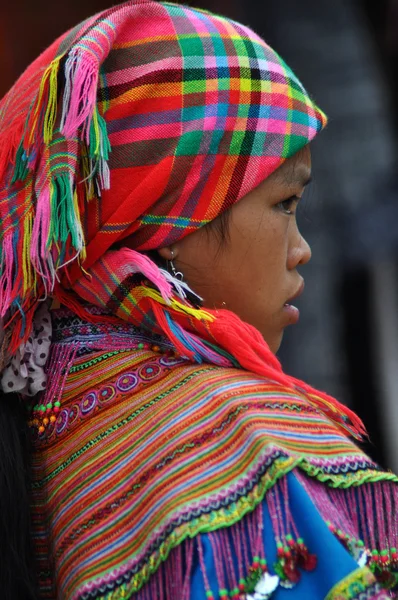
[
  {"xmin": 205, "ymin": 209, "xmax": 231, "ymax": 255},
  {"xmin": 0, "ymin": 390, "xmax": 37, "ymax": 599}
]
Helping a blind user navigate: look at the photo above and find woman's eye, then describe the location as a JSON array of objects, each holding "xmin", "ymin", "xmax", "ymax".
[{"xmin": 276, "ymin": 196, "xmax": 299, "ymax": 215}]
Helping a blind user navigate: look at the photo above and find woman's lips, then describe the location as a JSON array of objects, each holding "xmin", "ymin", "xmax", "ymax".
[
  {"xmin": 283, "ymin": 303, "xmax": 300, "ymax": 323},
  {"xmin": 283, "ymin": 280, "xmax": 304, "ymax": 324},
  {"xmin": 287, "ymin": 280, "xmax": 305, "ymax": 304}
]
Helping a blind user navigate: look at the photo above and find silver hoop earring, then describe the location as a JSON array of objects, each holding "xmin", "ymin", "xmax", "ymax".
[{"xmin": 169, "ymin": 250, "xmax": 184, "ymax": 281}]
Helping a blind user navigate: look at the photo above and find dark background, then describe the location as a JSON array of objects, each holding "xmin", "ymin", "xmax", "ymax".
[{"xmin": 2, "ymin": 0, "xmax": 398, "ymax": 470}]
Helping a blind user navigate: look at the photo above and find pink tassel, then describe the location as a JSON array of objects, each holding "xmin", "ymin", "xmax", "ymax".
[
  {"xmin": 42, "ymin": 342, "xmax": 79, "ymax": 408},
  {"xmin": 152, "ymin": 302, "xmax": 233, "ymax": 367},
  {"xmin": 296, "ymin": 470, "xmax": 398, "ymax": 556},
  {"xmin": 30, "ymin": 184, "xmax": 53, "ymax": 290},
  {"xmin": 0, "ymin": 234, "xmax": 14, "ymax": 317},
  {"xmin": 134, "ymin": 540, "xmax": 193, "ymax": 600},
  {"xmin": 60, "ymin": 48, "xmax": 99, "ymax": 141},
  {"xmin": 182, "ymin": 537, "xmax": 194, "ymax": 600},
  {"xmin": 208, "ymin": 529, "xmax": 229, "ymax": 594},
  {"xmin": 111, "ymin": 248, "xmax": 173, "ymax": 303}
]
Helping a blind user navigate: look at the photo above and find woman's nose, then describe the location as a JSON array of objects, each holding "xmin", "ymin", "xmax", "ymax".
[
  {"xmin": 288, "ymin": 231, "xmax": 312, "ymax": 269},
  {"xmin": 299, "ymin": 234, "xmax": 312, "ymax": 265}
]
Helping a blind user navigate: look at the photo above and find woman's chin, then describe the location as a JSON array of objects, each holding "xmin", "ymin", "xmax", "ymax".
[{"xmin": 262, "ymin": 330, "xmax": 284, "ymax": 355}]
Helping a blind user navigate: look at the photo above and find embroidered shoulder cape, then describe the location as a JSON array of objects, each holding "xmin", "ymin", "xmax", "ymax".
[{"xmin": 31, "ymin": 308, "xmax": 398, "ymax": 600}]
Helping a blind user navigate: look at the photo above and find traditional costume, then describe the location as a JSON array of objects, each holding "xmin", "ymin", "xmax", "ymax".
[{"xmin": 0, "ymin": 2, "xmax": 396, "ymax": 598}]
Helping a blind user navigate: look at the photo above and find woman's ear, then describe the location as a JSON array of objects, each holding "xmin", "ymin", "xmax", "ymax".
[{"xmin": 157, "ymin": 246, "xmax": 177, "ymax": 261}]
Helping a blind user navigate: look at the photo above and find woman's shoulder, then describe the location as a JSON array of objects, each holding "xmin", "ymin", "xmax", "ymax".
[
  {"xmin": 172, "ymin": 362, "xmax": 391, "ymax": 486},
  {"xmin": 174, "ymin": 362, "xmax": 357, "ymax": 441},
  {"xmin": 176, "ymin": 361, "xmax": 310, "ymax": 403}
]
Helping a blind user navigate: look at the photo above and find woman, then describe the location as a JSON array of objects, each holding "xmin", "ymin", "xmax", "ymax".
[{"xmin": 0, "ymin": 1, "xmax": 396, "ymax": 599}]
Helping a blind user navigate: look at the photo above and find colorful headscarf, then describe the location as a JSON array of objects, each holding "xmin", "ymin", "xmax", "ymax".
[{"xmin": 0, "ymin": 1, "xmax": 364, "ymax": 436}]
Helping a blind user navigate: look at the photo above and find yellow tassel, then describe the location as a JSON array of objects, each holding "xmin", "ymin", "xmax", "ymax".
[
  {"xmin": 43, "ymin": 56, "xmax": 64, "ymax": 144},
  {"xmin": 73, "ymin": 187, "xmax": 87, "ymax": 262},
  {"xmin": 80, "ymin": 146, "xmax": 95, "ymax": 200},
  {"xmin": 91, "ymin": 107, "xmax": 101, "ymax": 157},
  {"xmin": 29, "ymin": 55, "xmax": 64, "ymax": 146},
  {"xmin": 21, "ymin": 212, "xmax": 34, "ymax": 294},
  {"xmin": 142, "ymin": 287, "xmax": 215, "ymax": 322}
]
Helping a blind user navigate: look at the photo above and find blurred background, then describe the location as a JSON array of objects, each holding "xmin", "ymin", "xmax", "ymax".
[{"xmin": 1, "ymin": 0, "xmax": 397, "ymax": 470}]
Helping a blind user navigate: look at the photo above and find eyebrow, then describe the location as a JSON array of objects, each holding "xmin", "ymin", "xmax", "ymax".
[
  {"xmin": 272, "ymin": 160, "xmax": 312, "ymax": 189},
  {"xmin": 278, "ymin": 170, "xmax": 312, "ymax": 189},
  {"xmin": 283, "ymin": 166, "xmax": 312, "ymax": 188}
]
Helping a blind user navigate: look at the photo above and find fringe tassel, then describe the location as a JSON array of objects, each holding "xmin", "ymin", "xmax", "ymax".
[
  {"xmin": 0, "ymin": 214, "xmax": 37, "ymax": 351},
  {"xmin": 30, "ymin": 341, "xmax": 79, "ymax": 435},
  {"xmin": 50, "ymin": 174, "xmax": 85, "ymax": 264},
  {"xmin": 296, "ymin": 471, "xmax": 398, "ymax": 589},
  {"xmin": 25, "ymin": 55, "xmax": 64, "ymax": 151},
  {"xmin": 80, "ymin": 143, "xmax": 96, "ymax": 200},
  {"xmin": 30, "ymin": 173, "xmax": 86, "ymax": 293},
  {"xmin": 60, "ymin": 48, "xmax": 99, "ymax": 141},
  {"xmin": 0, "ymin": 28, "xmax": 115, "ymax": 367},
  {"xmin": 153, "ymin": 303, "xmax": 234, "ymax": 367},
  {"xmin": 11, "ymin": 143, "xmax": 30, "ymax": 184},
  {"xmin": 146, "ymin": 287, "xmax": 213, "ymax": 322},
  {"xmin": 77, "ymin": 106, "xmax": 111, "ymax": 195},
  {"xmin": 0, "ymin": 233, "xmax": 15, "ymax": 317},
  {"xmin": 8, "ymin": 302, "xmax": 36, "ymax": 355},
  {"xmin": 21, "ymin": 211, "xmax": 35, "ymax": 295},
  {"xmin": 30, "ymin": 183, "xmax": 54, "ymax": 291},
  {"xmin": 132, "ymin": 540, "xmax": 193, "ymax": 600},
  {"xmin": 88, "ymin": 106, "xmax": 111, "ymax": 192},
  {"xmin": 104, "ymin": 475, "xmax": 396, "ymax": 599},
  {"xmin": 131, "ymin": 481, "xmax": 316, "ymax": 600},
  {"xmin": 122, "ymin": 249, "xmax": 173, "ymax": 303},
  {"xmin": 160, "ymin": 267, "xmax": 203, "ymax": 304}
]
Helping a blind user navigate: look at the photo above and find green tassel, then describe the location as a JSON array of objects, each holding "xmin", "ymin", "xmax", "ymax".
[
  {"xmin": 89, "ymin": 107, "xmax": 111, "ymax": 161},
  {"xmin": 245, "ymin": 565, "xmax": 263, "ymax": 593},
  {"xmin": 47, "ymin": 174, "xmax": 83, "ymax": 262},
  {"xmin": 11, "ymin": 144, "xmax": 30, "ymax": 184}
]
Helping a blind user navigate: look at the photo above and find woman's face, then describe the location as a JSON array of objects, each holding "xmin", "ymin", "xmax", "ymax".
[{"xmin": 159, "ymin": 145, "xmax": 312, "ymax": 354}]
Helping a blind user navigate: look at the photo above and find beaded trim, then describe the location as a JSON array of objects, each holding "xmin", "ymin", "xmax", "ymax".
[{"xmin": 28, "ymin": 341, "xmax": 172, "ymax": 434}]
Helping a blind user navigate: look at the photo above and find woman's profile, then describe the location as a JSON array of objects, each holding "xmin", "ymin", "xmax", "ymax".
[{"xmin": 0, "ymin": 1, "xmax": 396, "ymax": 599}]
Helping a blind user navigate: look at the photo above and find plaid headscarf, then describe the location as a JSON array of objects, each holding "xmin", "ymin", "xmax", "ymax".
[{"xmin": 0, "ymin": 2, "xmax": 364, "ymax": 436}]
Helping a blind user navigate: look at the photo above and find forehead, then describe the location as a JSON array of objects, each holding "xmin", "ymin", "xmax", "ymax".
[{"xmin": 274, "ymin": 146, "xmax": 312, "ymax": 188}]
